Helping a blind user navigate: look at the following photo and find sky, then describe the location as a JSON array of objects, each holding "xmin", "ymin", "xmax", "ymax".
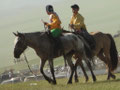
[{"xmin": 0, "ymin": 0, "xmax": 120, "ymax": 68}]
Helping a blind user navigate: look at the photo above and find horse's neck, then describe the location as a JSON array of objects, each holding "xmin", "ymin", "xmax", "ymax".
[
  {"xmin": 25, "ymin": 33, "xmax": 42, "ymax": 47},
  {"xmin": 25, "ymin": 33, "xmax": 50, "ymax": 50}
]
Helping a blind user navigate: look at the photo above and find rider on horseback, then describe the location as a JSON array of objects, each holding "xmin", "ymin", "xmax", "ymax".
[
  {"xmin": 43, "ymin": 5, "xmax": 62, "ymax": 37},
  {"xmin": 69, "ymin": 4, "xmax": 95, "ymax": 49},
  {"xmin": 43, "ymin": 5, "xmax": 63, "ymax": 56}
]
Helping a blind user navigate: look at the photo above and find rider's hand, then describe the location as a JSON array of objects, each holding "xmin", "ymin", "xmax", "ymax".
[
  {"xmin": 69, "ymin": 24, "xmax": 74, "ymax": 29},
  {"xmin": 43, "ymin": 22, "xmax": 48, "ymax": 25}
]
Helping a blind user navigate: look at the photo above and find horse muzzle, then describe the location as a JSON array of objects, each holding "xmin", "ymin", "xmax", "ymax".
[{"xmin": 14, "ymin": 49, "xmax": 22, "ymax": 59}]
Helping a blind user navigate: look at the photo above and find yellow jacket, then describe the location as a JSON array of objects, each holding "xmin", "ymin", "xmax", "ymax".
[
  {"xmin": 70, "ymin": 13, "xmax": 86, "ymax": 30},
  {"xmin": 46, "ymin": 13, "xmax": 61, "ymax": 30}
]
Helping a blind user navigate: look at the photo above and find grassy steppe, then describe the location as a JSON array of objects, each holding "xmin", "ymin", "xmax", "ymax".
[{"xmin": 0, "ymin": 73, "xmax": 120, "ymax": 90}]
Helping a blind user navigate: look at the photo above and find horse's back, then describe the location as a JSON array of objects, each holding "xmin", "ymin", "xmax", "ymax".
[
  {"xmin": 61, "ymin": 32, "xmax": 84, "ymax": 52},
  {"xmin": 90, "ymin": 31, "xmax": 109, "ymax": 40},
  {"xmin": 90, "ymin": 31, "xmax": 111, "ymax": 54}
]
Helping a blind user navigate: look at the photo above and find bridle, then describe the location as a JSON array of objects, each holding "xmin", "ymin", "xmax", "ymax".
[{"xmin": 14, "ymin": 37, "xmax": 37, "ymax": 79}]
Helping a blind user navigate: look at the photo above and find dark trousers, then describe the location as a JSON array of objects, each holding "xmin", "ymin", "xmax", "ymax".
[{"xmin": 79, "ymin": 29, "xmax": 96, "ymax": 49}]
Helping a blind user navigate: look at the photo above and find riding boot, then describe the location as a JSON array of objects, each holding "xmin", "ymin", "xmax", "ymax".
[{"xmin": 81, "ymin": 29, "xmax": 96, "ymax": 49}]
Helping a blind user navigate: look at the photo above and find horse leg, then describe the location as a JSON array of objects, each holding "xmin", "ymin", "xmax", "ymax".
[
  {"xmin": 97, "ymin": 52, "xmax": 111, "ymax": 79},
  {"xmin": 48, "ymin": 59, "xmax": 56, "ymax": 84},
  {"xmin": 63, "ymin": 55, "xmax": 68, "ymax": 67},
  {"xmin": 107, "ymin": 59, "xmax": 116, "ymax": 80},
  {"xmin": 107, "ymin": 69, "xmax": 116, "ymax": 80},
  {"xmin": 79, "ymin": 60, "xmax": 89, "ymax": 82},
  {"xmin": 74, "ymin": 58, "xmax": 89, "ymax": 83},
  {"xmin": 40, "ymin": 59, "xmax": 53, "ymax": 83},
  {"xmin": 65, "ymin": 54, "xmax": 75, "ymax": 84},
  {"xmin": 97, "ymin": 52, "xmax": 116, "ymax": 80},
  {"xmin": 85, "ymin": 59, "xmax": 96, "ymax": 82},
  {"xmin": 74, "ymin": 59, "xmax": 79, "ymax": 83},
  {"xmin": 106, "ymin": 58, "xmax": 116, "ymax": 79},
  {"xmin": 106, "ymin": 58, "xmax": 116, "ymax": 80}
]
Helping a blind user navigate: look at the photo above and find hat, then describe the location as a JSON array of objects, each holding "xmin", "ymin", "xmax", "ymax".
[
  {"xmin": 46, "ymin": 5, "xmax": 54, "ymax": 13},
  {"xmin": 71, "ymin": 4, "xmax": 79, "ymax": 9}
]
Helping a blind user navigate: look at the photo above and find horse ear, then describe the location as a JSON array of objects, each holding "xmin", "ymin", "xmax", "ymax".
[
  {"xmin": 13, "ymin": 32, "xmax": 18, "ymax": 36},
  {"xmin": 17, "ymin": 32, "xmax": 24, "ymax": 38}
]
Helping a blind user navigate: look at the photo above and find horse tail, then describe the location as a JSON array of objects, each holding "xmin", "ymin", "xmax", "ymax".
[{"xmin": 106, "ymin": 34, "xmax": 118, "ymax": 71}]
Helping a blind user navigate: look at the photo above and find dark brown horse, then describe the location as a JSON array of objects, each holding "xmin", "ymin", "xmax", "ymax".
[{"xmin": 73, "ymin": 32, "xmax": 118, "ymax": 82}]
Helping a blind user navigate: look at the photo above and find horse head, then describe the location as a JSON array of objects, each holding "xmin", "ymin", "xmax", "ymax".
[{"xmin": 13, "ymin": 32, "xmax": 27, "ymax": 58}]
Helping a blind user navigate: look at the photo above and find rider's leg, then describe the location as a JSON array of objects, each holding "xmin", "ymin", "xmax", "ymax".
[{"xmin": 81, "ymin": 28, "xmax": 96, "ymax": 49}]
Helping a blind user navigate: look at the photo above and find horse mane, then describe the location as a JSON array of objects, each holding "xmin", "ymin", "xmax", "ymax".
[{"xmin": 23, "ymin": 30, "xmax": 46, "ymax": 35}]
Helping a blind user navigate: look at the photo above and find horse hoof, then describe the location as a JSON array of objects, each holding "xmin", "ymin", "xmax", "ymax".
[
  {"xmin": 48, "ymin": 80, "xmax": 52, "ymax": 83},
  {"xmin": 111, "ymin": 75, "xmax": 116, "ymax": 79},
  {"xmin": 93, "ymin": 79, "xmax": 96, "ymax": 82},
  {"xmin": 107, "ymin": 76, "xmax": 110, "ymax": 80},
  {"xmin": 47, "ymin": 78, "xmax": 53, "ymax": 83},
  {"xmin": 67, "ymin": 81, "xmax": 72, "ymax": 84},
  {"xmin": 51, "ymin": 81, "xmax": 57, "ymax": 85},
  {"xmin": 92, "ymin": 78, "xmax": 96, "ymax": 82},
  {"xmin": 75, "ymin": 79, "xmax": 79, "ymax": 83},
  {"xmin": 93, "ymin": 76, "xmax": 97, "ymax": 82},
  {"xmin": 85, "ymin": 77, "xmax": 89, "ymax": 82},
  {"xmin": 85, "ymin": 79, "xmax": 89, "ymax": 83}
]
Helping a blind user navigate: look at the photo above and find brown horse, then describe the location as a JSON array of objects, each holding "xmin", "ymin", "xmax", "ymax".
[{"xmin": 73, "ymin": 32, "xmax": 118, "ymax": 82}]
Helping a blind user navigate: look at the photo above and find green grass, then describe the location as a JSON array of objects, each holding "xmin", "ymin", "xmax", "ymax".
[{"xmin": 1, "ymin": 73, "xmax": 120, "ymax": 90}]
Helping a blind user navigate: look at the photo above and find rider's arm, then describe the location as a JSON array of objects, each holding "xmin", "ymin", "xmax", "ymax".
[
  {"xmin": 70, "ymin": 16, "xmax": 74, "ymax": 25},
  {"xmin": 46, "ymin": 14, "xmax": 61, "ymax": 29}
]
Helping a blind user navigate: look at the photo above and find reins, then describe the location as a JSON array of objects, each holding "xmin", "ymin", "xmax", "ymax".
[
  {"xmin": 23, "ymin": 53, "xmax": 38, "ymax": 80},
  {"xmin": 14, "ymin": 53, "xmax": 38, "ymax": 80},
  {"xmin": 41, "ymin": 19, "xmax": 47, "ymax": 32}
]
